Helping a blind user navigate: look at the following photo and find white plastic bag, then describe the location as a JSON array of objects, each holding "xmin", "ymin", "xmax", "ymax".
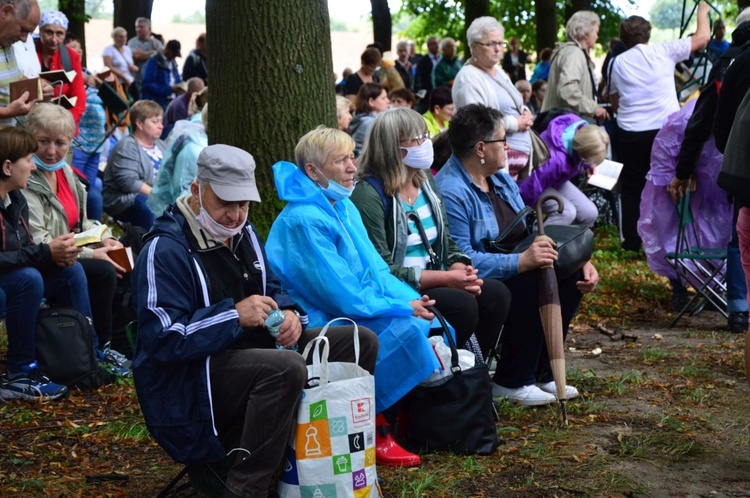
[
  {"xmin": 278, "ymin": 318, "xmax": 380, "ymax": 498},
  {"xmin": 420, "ymin": 336, "xmax": 476, "ymax": 386}
]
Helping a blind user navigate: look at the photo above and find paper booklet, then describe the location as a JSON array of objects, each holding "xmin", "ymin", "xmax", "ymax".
[
  {"xmin": 73, "ymin": 225, "xmax": 109, "ymax": 246},
  {"xmin": 9, "ymin": 77, "xmax": 43, "ymax": 102},
  {"xmin": 587, "ymin": 159, "xmax": 624, "ymax": 191},
  {"xmin": 39, "ymin": 69, "xmax": 77, "ymax": 84}
]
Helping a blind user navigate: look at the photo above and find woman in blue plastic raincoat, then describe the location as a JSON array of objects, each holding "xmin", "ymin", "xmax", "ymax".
[{"xmin": 266, "ymin": 126, "xmax": 448, "ymax": 468}]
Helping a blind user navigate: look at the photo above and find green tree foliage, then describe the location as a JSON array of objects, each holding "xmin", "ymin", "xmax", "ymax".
[
  {"xmin": 650, "ymin": 0, "xmax": 683, "ymax": 30},
  {"xmin": 398, "ymin": 0, "xmax": 626, "ymax": 57}
]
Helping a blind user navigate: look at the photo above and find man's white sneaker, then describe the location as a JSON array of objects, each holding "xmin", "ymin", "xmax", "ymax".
[
  {"xmin": 492, "ymin": 383, "xmax": 557, "ymax": 406},
  {"xmin": 536, "ymin": 381, "xmax": 579, "ymax": 399}
]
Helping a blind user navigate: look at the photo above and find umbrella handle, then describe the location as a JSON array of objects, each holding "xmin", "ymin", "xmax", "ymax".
[{"xmin": 534, "ymin": 193, "xmax": 565, "ymax": 237}]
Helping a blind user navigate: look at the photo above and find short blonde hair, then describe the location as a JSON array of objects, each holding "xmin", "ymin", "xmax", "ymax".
[
  {"xmin": 573, "ymin": 124, "xmax": 609, "ymax": 166},
  {"xmin": 335, "ymin": 95, "xmax": 352, "ymax": 121},
  {"xmin": 130, "ymin": 99, "xmax": 163, "ymax": 124},
  {"xmin": 295, "ymin": 126, "xmax": 354, "ymax": 169},
  {"xmin": 111, "ymin": 26, "xmax": 127, "ymax": 39},
  {"xmin": 25, "ymin": 103, "xmax": 75, "ymax": 141}
]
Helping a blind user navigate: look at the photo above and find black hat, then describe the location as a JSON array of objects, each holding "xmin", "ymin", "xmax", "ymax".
[{"xmin": 166, "ymin": 39, "xmax": 181, "ymax": 57}]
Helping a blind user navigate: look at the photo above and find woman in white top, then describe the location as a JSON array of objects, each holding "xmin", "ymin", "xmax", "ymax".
[
  {"xmin": 608, "ymin": 2, "xmax": 709, "ymax": 251},
  {"xmin": 453, "ymin": 16, "xmax": 597, "ymax": 226},
  {"xmin": 102, "ymin": 26, "xmax": 138, "ymax": 87}
]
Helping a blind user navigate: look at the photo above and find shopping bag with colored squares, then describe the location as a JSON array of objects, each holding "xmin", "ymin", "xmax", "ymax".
[{"xmin": 278, "ymin": 318, "xmax": 380, "ymax": 498}]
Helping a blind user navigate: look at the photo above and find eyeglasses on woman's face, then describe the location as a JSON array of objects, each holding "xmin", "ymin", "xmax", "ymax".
[
  {"xmin": 474, "ymin": 41, "xmax": 504, "ymax": 49},
  {"xmin": 401, "ymin": 131, "xmax": 431, "ymax": 146}
]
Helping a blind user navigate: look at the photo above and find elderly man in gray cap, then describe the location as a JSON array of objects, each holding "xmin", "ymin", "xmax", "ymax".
[{"xmin": 131, "ymin": 144, "xmax": 378, "ymax": 497}]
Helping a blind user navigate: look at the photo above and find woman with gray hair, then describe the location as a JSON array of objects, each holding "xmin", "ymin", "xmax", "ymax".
[
  {"xmin": 453, "ymin": 16, "xmax": 534, "ymax": 179},
  {"xmin": 351, "ymin": 107, "xmax": 510, "ymax": 360},
  {"xmin": 542, "ymin": 10, "xmax": 609, "ymax": 122}
]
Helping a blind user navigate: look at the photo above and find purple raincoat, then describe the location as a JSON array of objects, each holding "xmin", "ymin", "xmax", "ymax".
[{"xmin": 639, "ymin": 99, "xmax": 731, "ymax": 280}]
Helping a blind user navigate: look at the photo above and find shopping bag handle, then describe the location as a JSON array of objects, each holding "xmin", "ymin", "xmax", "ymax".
[
  {"xmin": 315, "ymin": 317, "xmax": 361, "ymax": 365},
  {"xmin": 302, "ymin": 335, "xmax": 330, "ymax": 387},
  {"xmin": 427, "ymin": 306, "xmax": 461, "ymax": 373}
]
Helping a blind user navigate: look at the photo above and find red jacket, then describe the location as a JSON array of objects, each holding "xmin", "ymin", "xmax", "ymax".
[{"xmin": 36, "ymin": 43, "xmax": 87, "ymax": 128}]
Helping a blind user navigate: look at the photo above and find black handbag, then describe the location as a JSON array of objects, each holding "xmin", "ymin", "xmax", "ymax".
[
  {"xmin": 483, "ymin": 207, "xmax": 594, "ymax": 280},
  {"xmin": 406, "ymin": 308, "xmax": 501, "ymax": 455}
]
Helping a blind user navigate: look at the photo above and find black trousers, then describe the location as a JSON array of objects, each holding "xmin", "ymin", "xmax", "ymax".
[
  {"xmin": 427, "ymin": 278, "xmax": 511, "ymax": 358},
  {"xmin": 494, "ymin": 269, "xmax": 582, "ymax": 388},
  {"xmin": 210, "ymin": 326, "xmax": 378, "ymax": 497},
  {"xmin": 615, "ymin": 128, "xmax": 660, "ymax": 251},
  {"xmin": 78, "ymin": 258, "xmax": 117, "ymax": 346}
]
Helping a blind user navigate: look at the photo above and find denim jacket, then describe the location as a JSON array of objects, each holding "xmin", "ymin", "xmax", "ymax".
[{"xmin": 434, "ymin": 154, "xmax": 526, "ymax": 280}]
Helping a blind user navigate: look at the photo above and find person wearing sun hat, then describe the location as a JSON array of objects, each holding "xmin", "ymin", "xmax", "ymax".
[
  {"xmin": 34, "ymin": 9, "xmax": 86, "ymax": 126},
  {"xmin": 131, "ymin": 143, "xmax": 378, "ymax": 497}
]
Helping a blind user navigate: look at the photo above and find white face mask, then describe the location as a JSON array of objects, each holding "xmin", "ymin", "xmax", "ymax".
[
  {"xmin": 401, "ymin": 138, "xmax": 434, "ymax": 170},
  {"xmin": 194, "ymin": 184, "xmax": 247, "ymax": 240}
]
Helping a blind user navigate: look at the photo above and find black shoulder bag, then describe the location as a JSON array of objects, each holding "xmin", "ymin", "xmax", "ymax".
[
  {"xmin": 406, "ymin": 307, "xmax": 501, "ymax": 455},
  {"xmin": 406, "ymin": 211, "xmax": 443, "ymax": 270}
]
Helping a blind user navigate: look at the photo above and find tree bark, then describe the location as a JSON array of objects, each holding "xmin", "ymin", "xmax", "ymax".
[
  {"xmin": 463, "ymin": 0, "xmax": 490, "ymax": 59},
  {"xmin": 206, "ymin": 0, "xmax": 337, "ymax": 234},
  {"xmin": 58, "ymin": 0, "xmax": 87, "ymax": 66},
  {"xmin": 536, "ymin": 0, "xmax": 557, "ymax": 54},
  {"xmin": 113, "ymin": 0, "xmax": 154, "ymax": 40},
  {"xmin": 370, "ymin": 0, "xmax": 391, "ymax": 52}
]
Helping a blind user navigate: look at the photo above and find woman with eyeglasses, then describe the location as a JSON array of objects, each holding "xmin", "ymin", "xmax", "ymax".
[
  {"xmin": 435, "ymin": 103, "xmax": 598, "ymax": 407},
  {"xmin": 452, "ymin": 17, "xmax": 534, "ymax": 180},
  {"xmin": 351, "ymin": 107, "xmax": 510, "ymax": 359}
]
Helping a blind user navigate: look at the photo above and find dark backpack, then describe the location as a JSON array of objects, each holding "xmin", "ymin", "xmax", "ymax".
[{"xmin": 35, "ymin": 306, "xmax": 114, "ymax": 389}]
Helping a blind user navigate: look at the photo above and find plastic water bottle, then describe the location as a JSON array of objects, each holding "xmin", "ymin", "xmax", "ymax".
[{"xmin": 265, "ymin": 309, "xmax": 298, "ymax": 351}]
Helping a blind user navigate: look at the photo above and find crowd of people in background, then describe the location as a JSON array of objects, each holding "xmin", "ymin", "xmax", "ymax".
[{"xmin": 4, "ymin": 0, "xmax": 750, "ymax": 496}]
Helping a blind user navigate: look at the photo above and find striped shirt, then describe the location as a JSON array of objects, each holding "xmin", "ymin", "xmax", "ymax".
[
  {"xmin": 401, "ymin": 188, "xmax": 438, "ymax": 269},
  {"xmin": 0, "ymin": 47, "xmax": 23, "ymax": 126}
]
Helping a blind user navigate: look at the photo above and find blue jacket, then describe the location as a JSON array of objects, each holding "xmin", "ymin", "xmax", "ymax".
[
  {"xmin": 140, "ymin": 52, "xmax": 181, "ymax": 108},
  {"xmin": 131, "ymin": 198, "xmax": 303, "ymax": 464},
  {"xmin": 266, "ymin": 161, "xmax": 442, "ymax": 411},
  {"xmin": 434, "ymin": 154, "xmax": 526, "ymax": 281}
]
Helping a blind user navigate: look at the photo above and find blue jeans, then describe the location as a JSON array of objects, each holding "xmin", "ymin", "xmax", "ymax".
[
  {"xmin": 727, "ymin": 202, "xmax": 748, "ymax": 313},
  {"xmin": 0, "ymin": 264, "xmax": 98, "ymax": 373},
  {"xmin": 72, "ymin": 148, "xmax": 103, "ymax": 221},
  {"xmin": 112, "ymin": 194, "xmax": 155, "ymax": 231}
]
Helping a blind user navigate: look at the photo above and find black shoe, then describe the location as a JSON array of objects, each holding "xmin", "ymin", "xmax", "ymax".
[
  {"xmin": 670, "ymin": 287, "xmax": 693, "ymax": 312},
  {"xmin": 727, "ymin": 312, "xmax": 749, "ymax": 333}
]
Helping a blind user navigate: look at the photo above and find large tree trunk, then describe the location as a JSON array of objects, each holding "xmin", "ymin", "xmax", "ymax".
[
  {"xmin": 535, "ymin": 0, "xmax": 557, "ymax": 54},
  {"xmin": 58, "ymin": 0, "xmax": 87, "ymax": 66},
  {"xmin": 206, "ymin": 0, "xmax": 336, "ymax": 234},
  {"xmin": 113, "ymin": 0, "xmax": 154, "ymax": 40},
  {"xmin": 370, "ymin": 0, "xmax": 391, "ymax": 52},
  {"xmin": 463, "ymin": 0, "xmax": 489, "ymax": 60}
]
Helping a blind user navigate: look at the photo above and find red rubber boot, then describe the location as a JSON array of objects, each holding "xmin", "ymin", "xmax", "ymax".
[{"xmin": 375, "ymin": 413, "xmax": 421, "ymax": 467}]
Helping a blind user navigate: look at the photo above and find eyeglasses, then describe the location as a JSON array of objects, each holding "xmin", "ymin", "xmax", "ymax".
[
  {"xmin": 480, "ymin": 138, "xmax": 507, "ymax": 145},
  {"xmin": 403, "ymin": 131, "xmax": 431, "ymax": 145},
  {"xmin": 474, "ymin": 41, "xmax": 504, "ymax": 49}
]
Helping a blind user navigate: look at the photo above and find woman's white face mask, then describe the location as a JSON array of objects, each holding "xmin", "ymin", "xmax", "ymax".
[{"xmin": 401, "ymin": 138, "xmax": 434, "ymax": 170}]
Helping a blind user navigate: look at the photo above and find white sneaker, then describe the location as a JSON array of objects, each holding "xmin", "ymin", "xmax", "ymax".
[
  {"xmin": 536, "ymin": 381, "xmax": 579, "ymax": 399},
  {"xmin": 492, "ymin": 383, "xmax": 557, "ymax": 406}
]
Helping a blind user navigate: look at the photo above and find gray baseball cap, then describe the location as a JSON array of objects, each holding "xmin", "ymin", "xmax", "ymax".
[{"xmin": 196, "ymin": 144, "xmax": 261, "ymax": 202}]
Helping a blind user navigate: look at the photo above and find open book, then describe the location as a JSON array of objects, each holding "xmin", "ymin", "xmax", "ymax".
[
  {"xmin": 9, "ymin": 77, "xmax": 43, "ymax": 102},
  {"xmin": 108, "ymin": 247, "xmax": 134, "ymax": 273},
  {"xmin": 39, "ymin": 69, "xmax": 77, "ymax": 84},
  {"xmin": 73, "ymin": 225, "xmax": 109, "ymax": 247},
  {"xmin": 587, "ymin": 159, "xmax": 624, "ymax": 191}
]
